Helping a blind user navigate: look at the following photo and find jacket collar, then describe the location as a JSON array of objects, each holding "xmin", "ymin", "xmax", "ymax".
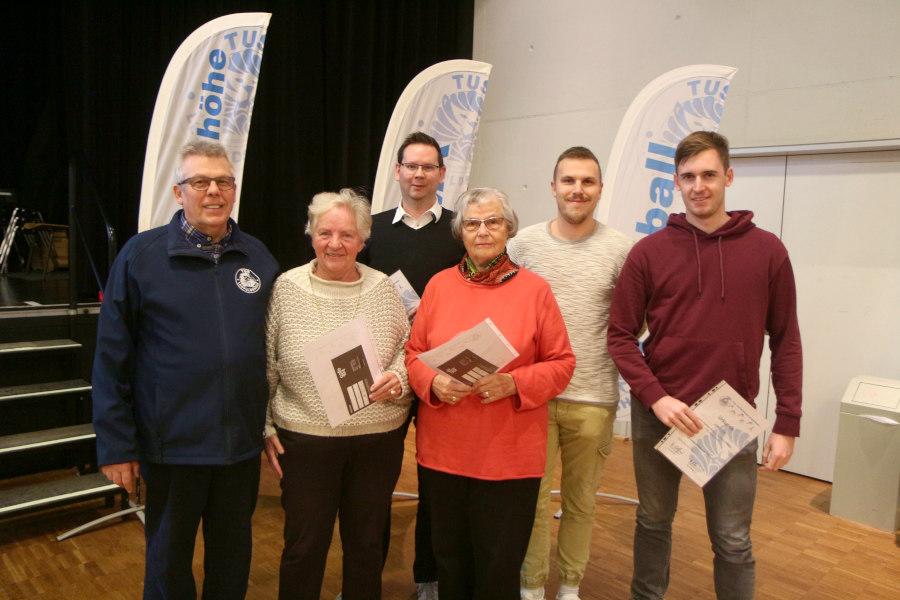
[{"xmin": 166, "ymin": 210, "xmax": 249, "ymax": 260}]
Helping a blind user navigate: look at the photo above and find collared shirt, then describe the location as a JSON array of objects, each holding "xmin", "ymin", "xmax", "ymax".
[
  {"xmin": 391, "ymin": 200, "xmax": 443, "ymax": 230},
  {"xmin": 179, "ymin": 211, "xmax": 232, "ymax": 262}
]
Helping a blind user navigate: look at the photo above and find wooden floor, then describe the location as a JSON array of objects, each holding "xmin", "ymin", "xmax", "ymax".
[{"xmin": 1, "ymin": 430, "xmax": 897, "ymax": 599}]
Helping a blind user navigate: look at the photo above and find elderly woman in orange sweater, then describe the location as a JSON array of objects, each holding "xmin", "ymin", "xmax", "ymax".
[{"xmin": 405, "ymin": 187, "xmax": 575, "ymax": 600}]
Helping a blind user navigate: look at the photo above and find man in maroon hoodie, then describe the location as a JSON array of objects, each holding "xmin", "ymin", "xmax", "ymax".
[{"xmin": 607, "ymin": 131, "xmax": 802, "ymax": 600}]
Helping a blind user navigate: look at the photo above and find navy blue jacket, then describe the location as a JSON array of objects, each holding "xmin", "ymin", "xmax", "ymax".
[{"xmin": 92, "ymin": 212, "xmax": 279, "ymax": 466}]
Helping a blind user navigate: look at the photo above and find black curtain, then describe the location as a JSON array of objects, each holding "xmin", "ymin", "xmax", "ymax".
[{"xmin": 1, "ymin": 1, "xmax": 474, "ymax": 275}]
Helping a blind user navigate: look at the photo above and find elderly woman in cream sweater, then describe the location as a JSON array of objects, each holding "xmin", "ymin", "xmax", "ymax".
[{"xmin": 264, "ymin": 188, "xmax": 410, "ymax": 600}]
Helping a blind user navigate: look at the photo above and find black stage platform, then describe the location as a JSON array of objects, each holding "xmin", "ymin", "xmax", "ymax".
[{"xmin": 0, "ymin": 272, "xmax": 93, "ymax": 308}]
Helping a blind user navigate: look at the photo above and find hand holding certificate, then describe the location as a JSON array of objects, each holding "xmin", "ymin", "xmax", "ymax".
[
  {"xmin": 417, "ymin": 318, "xmax": 519, "ymax": 385},
  {"xmin": 655, "ymin": 381, "xmax": 767, "ymax": 486}
]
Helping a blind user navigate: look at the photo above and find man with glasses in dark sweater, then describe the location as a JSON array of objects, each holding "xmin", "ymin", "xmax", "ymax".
[{"xmin": 360, "ymin": 131, "xmax": 464, "ymax": 600}]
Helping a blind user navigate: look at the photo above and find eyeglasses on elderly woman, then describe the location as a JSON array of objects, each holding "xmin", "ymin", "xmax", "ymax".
[{"xmin": 461, "ymin": 216, "xmax": 508, "ymax": 232}]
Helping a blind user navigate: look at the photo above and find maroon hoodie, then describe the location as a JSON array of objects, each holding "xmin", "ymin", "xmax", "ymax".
[{"xmin": 607, "ymin": 210, "xmax": 802, "ymax": 437}]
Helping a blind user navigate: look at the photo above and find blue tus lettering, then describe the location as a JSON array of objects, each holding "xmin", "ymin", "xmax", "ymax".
[{"xmin": 451, "ymin": 73, "xmax": 489, "ymax": 95}]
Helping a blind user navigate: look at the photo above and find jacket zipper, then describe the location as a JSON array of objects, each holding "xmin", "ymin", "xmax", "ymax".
[{"xmin": 213, "ymin": 260, "xmax": 233, "ymax": 457}]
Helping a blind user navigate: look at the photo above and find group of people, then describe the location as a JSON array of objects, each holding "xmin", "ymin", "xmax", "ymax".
[{"xmin": 92, "ymin": 129, "xmax": 803, "ymax": 600}]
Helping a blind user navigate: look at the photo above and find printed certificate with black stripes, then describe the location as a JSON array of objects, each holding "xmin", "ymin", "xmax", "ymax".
[
  {"xmin": 303, "ymin": 318, "xmax": 383, "ymax": 427},
  {"xmin": 417, "ymin": 318, "xmax": 519, "ymax": 386}
]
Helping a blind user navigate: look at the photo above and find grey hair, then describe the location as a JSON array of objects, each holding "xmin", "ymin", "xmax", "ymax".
[
  {"xmin": 174, "ymin": 140, "xmax": 233, "ymax": 183},
  {"xmin": 305, "ymin": 188, "xmax": 373, "ymax": 242},
  {"xmin": 451, "ymin": 187, "xmax": 519, "ymax": 239}
]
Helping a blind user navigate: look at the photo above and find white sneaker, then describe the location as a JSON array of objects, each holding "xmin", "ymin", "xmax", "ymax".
[
  {"xmin": 416, "ymin": 581, "xmax": 439, "ymax": 600},
  {"xmin": 521, "ymin": 587, "xmax": 546, "ymax": 600},
  {"xmin": 556, "ymin": 590, "xmax": 581, "ymax": 600}
]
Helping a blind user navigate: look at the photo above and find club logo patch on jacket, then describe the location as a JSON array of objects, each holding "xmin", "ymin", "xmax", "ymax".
[{"xmin": 235, "ymin": 268, "xmax": 262, "ymax": 293}]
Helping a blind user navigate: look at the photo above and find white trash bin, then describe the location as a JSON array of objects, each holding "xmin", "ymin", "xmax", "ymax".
[{"xmin": 830, "ymin": 376, "xmax": 900, "ymax": 532}]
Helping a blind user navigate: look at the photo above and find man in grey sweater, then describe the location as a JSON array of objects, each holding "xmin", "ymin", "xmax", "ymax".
[{"xmin": 509, "ymin": 147, "xmax": 632, "ymax": 600}]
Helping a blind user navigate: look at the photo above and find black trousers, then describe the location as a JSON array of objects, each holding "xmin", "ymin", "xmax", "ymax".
[
  {"xmin": 413, "ymin": 463, "xmax": 438, "ymax": 582},
  {"xmin": 141, "ymin": 457, "xmax": 261, "ymax": 600},
  {"xmin": 277, "ymin": 426, "xmax": 405, "ymax": 600},
  {"xmin": 419, "ymin": 466, "xmax": 541, "ymax": 600}
]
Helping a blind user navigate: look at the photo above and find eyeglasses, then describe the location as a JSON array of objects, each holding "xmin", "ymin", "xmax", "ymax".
[
  {"xmin": 178, "ymin": 176, "xmax": 236, "ymax": 191},
  {"xmin": 461, "ymin": 217, "xmax": 507, "ymax": 232},
  {"xmin": 399, "ymin": 162, "xmax": 441, "ymax": 175}
]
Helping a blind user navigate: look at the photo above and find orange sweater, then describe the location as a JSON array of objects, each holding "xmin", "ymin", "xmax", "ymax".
[{"xmin": 406, "ymin": 266, "xmax": 575, "ymax": 480}]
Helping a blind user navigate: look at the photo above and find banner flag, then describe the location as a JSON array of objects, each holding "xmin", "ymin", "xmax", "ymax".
[
  {"xmin": 371, "ymin": 60, "xmax": 493, "ymax": 214},
  {"xmin": 599, "ymin": 65, "xmax": 737, "ymax": 241},
  {"xmin": 138, "ymin": 13, "xmax": 271, "ymax": 232}
]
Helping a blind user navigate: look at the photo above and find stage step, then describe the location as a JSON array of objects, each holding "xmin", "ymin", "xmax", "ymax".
[
  {"xmin": 0, "ymin": 339, "xmax": 81, "ymax": 354},
  {"xmin": 0, "ymin": 379, "xmax": 91, "ymax": 403},
  {"xmin": 0, "ymin": 424, "xmax": 95, "ymax": 455},
  {"xmin": 0, "ymin": 471, "xmax": 120, "ymax": 517}
]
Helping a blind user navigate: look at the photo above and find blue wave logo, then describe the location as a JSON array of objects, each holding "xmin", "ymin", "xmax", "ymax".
[
  {"xmin": 659, "ymin": 79, "xmax": 729, "ymax": 147},
  {"xmin": 635, "ymin": 77, "xmax": 731, "ymax": 236},
  {"xmin": 421, "ymin": 73, "xmax": 489, "ymax": 205},
  {"xmin": 687, "ymin": 423, "xmax": 750, "ymax": 476}
]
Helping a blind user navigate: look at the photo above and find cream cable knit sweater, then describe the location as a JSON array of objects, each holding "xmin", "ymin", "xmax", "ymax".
[{"xmin": 265, "ymin": 261, "xmax": 410, "ymax": 437}]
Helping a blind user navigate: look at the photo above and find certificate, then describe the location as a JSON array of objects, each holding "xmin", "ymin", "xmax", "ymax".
[
  {"xmin": 417, "ymin": 318, "xmax": 519, "ymax": 385},
  {"xmin": 655, "ymin": 380, "xmax": 767, "ymax": 487},
  {"xmin": 302, "ymin": 318, "xmax": 383, "ymax": 427},
  {"xmin": 388, "ymin": 270, "xmax": 420, "ymax": 316}
]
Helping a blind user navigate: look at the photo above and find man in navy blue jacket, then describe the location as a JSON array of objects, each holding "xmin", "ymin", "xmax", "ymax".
[{"xmin": 92, "ymin": 140, "xmax": 278, "ymax": 600}]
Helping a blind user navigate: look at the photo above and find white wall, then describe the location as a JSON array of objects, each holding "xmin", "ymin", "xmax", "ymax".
[
  {"xmin": 471, "ymin": 0, "xmax": 900, "ymax": 225},
  {"xmin": 726, "ymin": 150, "xmax": 900, "ymax": 480}
]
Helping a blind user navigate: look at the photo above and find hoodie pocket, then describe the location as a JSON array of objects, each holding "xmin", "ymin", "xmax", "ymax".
[{"xmin": 648, "ymin": 336, "xmax": 750, "ymax": 405}]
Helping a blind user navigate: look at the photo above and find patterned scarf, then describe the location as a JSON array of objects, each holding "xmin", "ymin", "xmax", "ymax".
[{"xmin": 459, "ymin": 251, "xmax": 519, "ymax": 285}]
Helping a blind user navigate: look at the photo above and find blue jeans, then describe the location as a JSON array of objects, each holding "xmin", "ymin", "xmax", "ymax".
[{"xmin": 630, "ymin": 400, "xmax": 757, "ymax": 600}]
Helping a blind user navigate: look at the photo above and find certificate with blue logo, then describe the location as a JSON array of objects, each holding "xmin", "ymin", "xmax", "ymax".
[{"xmin": 655, "ymin": 381, "xmax": 766, "ymax": 487}]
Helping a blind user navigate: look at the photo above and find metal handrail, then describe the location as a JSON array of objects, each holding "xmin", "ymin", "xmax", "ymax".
[
  {"xmin": 80, "ymin": 169, "xmax": 117, "ymax": 273},
  {"xmin": 67, "ymin": 161, "xmax": 118, "ymax": 303}
]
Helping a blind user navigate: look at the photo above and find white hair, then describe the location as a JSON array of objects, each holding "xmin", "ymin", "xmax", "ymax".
[
  {"xmin": 305, "ymin": 188, "xmax": 373, "ymax": 241},
  {"xmin": 451, "ymin": 187, "xmax": 519, "ymax": 239}
]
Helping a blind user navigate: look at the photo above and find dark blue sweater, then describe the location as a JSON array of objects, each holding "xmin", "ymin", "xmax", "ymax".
[{"xmin": 92, "ymin": 213, "xmax": 279, "ymax": 465}]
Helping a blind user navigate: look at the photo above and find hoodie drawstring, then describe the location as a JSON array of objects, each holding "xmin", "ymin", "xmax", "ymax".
[
  {"xmin": 717, "ymin": 236, "xmax": 725, "ymax": 299},
  {"xmin": 692, "ymin": 230, "xmax": 702, "ymax": 297},
  {"xmin": 691, "ymin": 230, "xmax": 726, "ymax": 299}
]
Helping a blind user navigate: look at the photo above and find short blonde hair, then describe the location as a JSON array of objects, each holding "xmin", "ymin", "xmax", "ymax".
[
  {"xmin": 451, "ymin": 187, "xmax": 519, "ymax": 239},
  {"xmin": 305, "ymin": 188, "xmax": 373, "ymax": 241}
]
